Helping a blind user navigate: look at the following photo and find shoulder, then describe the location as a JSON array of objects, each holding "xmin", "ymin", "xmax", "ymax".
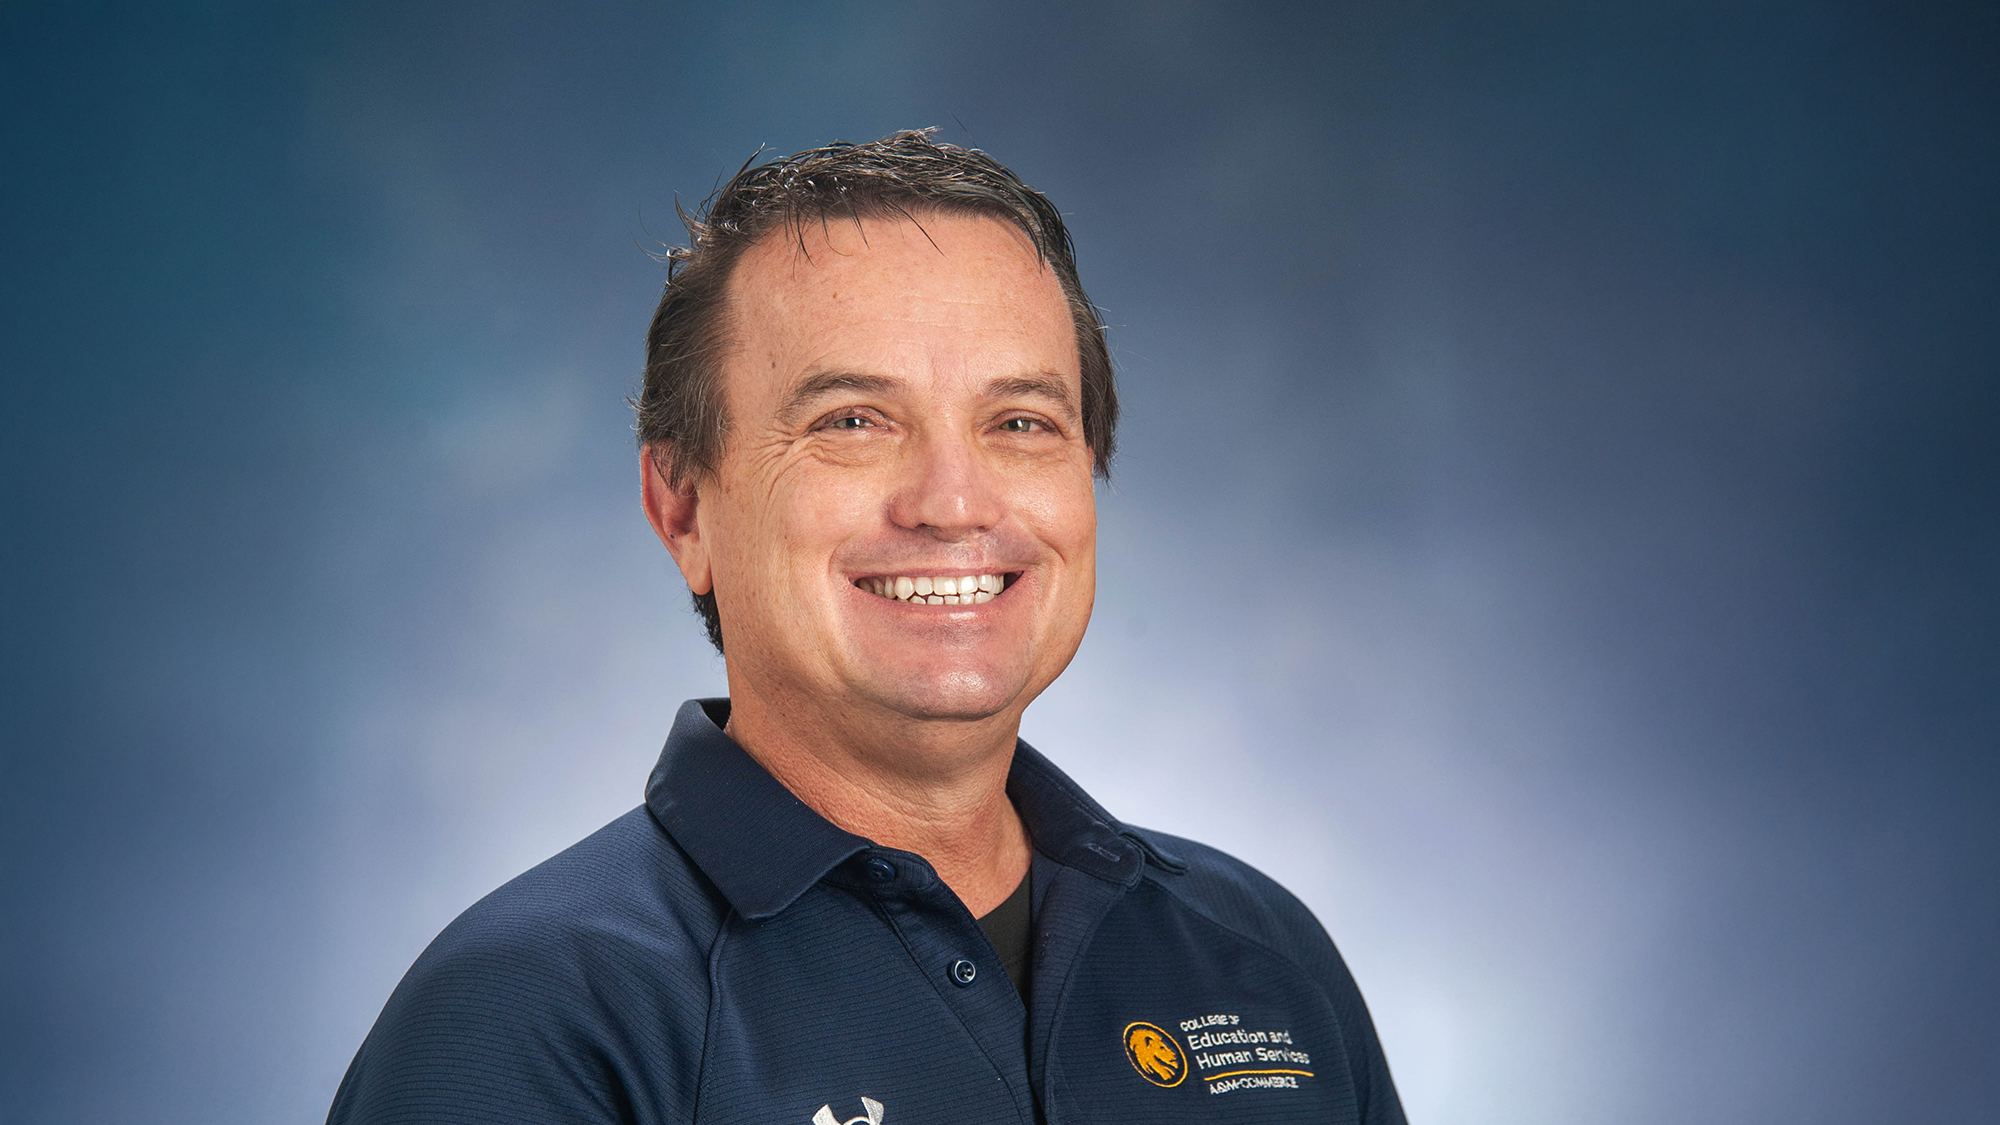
[
  {"xmin": 329, "ymin": 806, "xmax": 724, "ymax": 1124},
  {"xmin": 1122, "ymin": 825, "xmax": 1337, "ymax": 968},
  {"xmin": 428, "ymin": 803, "xmax": 724, "ymax": 974}
]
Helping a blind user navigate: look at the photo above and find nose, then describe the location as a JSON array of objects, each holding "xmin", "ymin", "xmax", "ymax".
[{"xmin": 888, "ymin": 426, "xmax": 1003, "ymax": 540}]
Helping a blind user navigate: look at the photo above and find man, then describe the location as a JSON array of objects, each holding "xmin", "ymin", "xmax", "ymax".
[{"xmin": 329, "ymin": 131, "xmax": 1404, "ymax": 1125}]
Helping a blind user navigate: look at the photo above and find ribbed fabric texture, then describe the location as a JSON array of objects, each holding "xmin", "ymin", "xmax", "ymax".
[{"xmin": 327, "ymin": 700, "xmax": 1405, "ymax": 1125}]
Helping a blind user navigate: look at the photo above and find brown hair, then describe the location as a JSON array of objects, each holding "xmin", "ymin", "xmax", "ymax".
[{"xmin": 636, "ymin": 130, "xmax": 1117, "ymax": 652}]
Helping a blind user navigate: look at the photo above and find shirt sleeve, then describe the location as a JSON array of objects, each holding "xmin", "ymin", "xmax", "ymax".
[
  {"xmin": 1308, "ymin": 933, "xmax": 1407, "ymax": 1125},
  {"xmin": 326, "ymin": 924, "xmax": 639, "ymax": 1125},
  {"xmin": 327, "ymin": 811, "xmax": 715, "ymax": 1125}
]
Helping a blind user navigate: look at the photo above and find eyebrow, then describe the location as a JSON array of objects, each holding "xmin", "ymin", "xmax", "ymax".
[
  {"xmin": 775, "ymin": 370, "xmax": 900, "ymax": 426},
  {"xmin": 774, "ymin": 368, "xmax": 1081, "ymax": 426},
  {"xmin": 983, "ymin": 374, "xmax": 1079, "ymax": 421}
]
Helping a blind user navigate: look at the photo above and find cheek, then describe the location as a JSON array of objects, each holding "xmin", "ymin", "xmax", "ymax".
[
  {"xmin": 796, "ymin": 469, "xmax": 887, "ymax": 532},
  {"xmin": 1068, "ymin": 488, "xmax": 1099, "ymax": 552},
  {"xmin": 706, "ymin": 479, "xmax": 803, "ymax": 596},
  {"xmin": 736, "ymin": 466, "xmax": 882, "ymax": 588},
  {"xmin": 1020, "ymin": 470, "xmax": 1099, "ymax": 557}
]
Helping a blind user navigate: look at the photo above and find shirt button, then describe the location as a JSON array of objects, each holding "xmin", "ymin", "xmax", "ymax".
[
  {"xmin": 949, "ymin": 959, "xmax": 977, "ymax": 986},
  {"xmin": 865, "ymin": 857, "xmax": 897, "ymax": 883}
]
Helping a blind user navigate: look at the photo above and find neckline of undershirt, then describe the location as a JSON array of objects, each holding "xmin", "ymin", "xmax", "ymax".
[{"xmin": 976, "ymin": 869, "xmax": 1033, "ymax": 1000}]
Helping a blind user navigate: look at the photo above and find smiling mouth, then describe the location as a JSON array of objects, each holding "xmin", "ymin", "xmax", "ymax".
[{"xmin": 855, "ymin": 572, "xmax": 1020, "ymax": 606}]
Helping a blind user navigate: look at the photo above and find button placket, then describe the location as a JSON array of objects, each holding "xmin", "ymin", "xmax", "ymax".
[{"xmin": 856, "ymin": 860, "xmax": 1035, "ymax": 1117}]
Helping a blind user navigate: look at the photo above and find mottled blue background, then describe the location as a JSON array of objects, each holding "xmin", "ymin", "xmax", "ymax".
[{"xmin": 4, "ymin": 3, "xmax": 1996, "ymax": 1122}]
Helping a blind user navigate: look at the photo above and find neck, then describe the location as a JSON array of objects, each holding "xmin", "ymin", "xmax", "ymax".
[{"xmin": 722, "ymin": 684, "xmax": 1032, "ymax": 918}]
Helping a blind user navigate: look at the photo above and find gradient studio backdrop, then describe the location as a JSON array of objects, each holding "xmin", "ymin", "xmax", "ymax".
[{"xmin": 4, "ymin": 3, "xmax": 1997, "ymax": 1123}]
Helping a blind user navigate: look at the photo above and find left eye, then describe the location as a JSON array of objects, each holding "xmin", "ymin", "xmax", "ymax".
[{"xmin": 999, "ymin": 417, "xmax": 1036, "ymax": 432}]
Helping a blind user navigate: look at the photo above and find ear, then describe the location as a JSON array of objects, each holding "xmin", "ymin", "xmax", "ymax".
[{"xmin": 641, "ymin": 445, "xmax": 714, "ymax": 596}]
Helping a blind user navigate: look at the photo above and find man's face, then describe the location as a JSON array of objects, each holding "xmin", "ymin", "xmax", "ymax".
[{"xmin": 685, "ymin": 212, "xmax": 1096, "ymax": 731}]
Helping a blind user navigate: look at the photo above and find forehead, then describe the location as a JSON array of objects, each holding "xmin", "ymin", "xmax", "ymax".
[{"xmin": 721, "ymin": 210, "xmax": 1079, "ymax": 396}]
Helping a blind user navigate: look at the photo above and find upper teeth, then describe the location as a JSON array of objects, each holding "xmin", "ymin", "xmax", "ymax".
[{"xmin": 860, "ymin": 573, "xmax": 1006, "ymax": 605}]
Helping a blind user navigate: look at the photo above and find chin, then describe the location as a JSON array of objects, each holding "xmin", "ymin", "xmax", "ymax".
[{"xmin": 857, "ymin": 665, "xmax": 1031, "ymax": 724}]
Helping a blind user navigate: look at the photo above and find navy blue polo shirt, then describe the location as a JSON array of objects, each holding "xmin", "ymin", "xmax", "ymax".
[{"xmin": 328, "ymin": 699, "xmax": 1405, "ymax": 1125}]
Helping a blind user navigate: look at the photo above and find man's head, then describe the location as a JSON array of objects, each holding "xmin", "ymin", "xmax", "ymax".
[
  {"xmin": 636, "ymin": 132, "xmax": 1115, "ymax": 738},
  {"xmin": 636, "ymin": 131, "xmax": 1116, "ymax": 653}
]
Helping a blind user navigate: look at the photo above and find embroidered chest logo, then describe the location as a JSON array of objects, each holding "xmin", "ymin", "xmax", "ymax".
[
  {"xmin": 1170, "ymin": 1012, "xmax": 1315, "ymax": 1095},
  {"xmin": 1122, "ymin": 1022, "xmax": 1187, "ymax": 1087},
  {"xmin": 811, "ymin": 1097, "xmax": 883, "ymax": 1125}
]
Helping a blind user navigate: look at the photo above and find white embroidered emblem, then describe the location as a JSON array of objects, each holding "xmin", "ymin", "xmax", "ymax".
[{"xmin": 811, "ymin": 1097, "xmax": 884, "ymax": 1125}]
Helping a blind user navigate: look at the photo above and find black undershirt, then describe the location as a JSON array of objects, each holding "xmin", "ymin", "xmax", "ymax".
[{"xmin": 976, "ymin": 870, "xmax": 1033, "ymax": 1001}]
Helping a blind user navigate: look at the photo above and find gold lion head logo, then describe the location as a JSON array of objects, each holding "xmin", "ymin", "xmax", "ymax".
[{"xmin": 1122, "ymin": 1022, "xmax": 1186, "ymax": 1087}]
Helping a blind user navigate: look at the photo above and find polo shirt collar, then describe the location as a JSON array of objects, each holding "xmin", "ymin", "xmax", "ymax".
[
  {"xmin": 645, "ymin": 699, "xmax": 868, "ymax": 920},
  {"xmin": 644, "ymin": 697, "xmax": 1184, "ymax": 921},
  {"xmin": 1007, "ymin": 737, "xmax": 1186, "ymax": 882}
]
